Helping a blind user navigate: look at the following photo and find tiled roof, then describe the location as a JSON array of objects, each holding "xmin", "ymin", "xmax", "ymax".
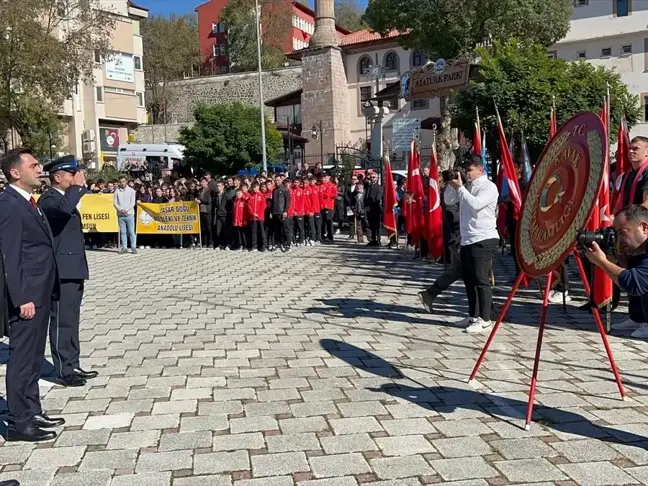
[{"xmin": 340, "ymin": 29, "xmax": 402, "ymax": 47}]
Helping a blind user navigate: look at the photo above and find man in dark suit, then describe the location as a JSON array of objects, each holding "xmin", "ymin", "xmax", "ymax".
[
  {"xmin": 364, "ymin": 171, "xmax": 384, "ymax": 246},
  {"xmin": 39, "ymin": 156, "xmax": 98, "ymax": 387},
  {"xmin": 0, "ymin": 148, "xmax": 63, "ymax": 442}
]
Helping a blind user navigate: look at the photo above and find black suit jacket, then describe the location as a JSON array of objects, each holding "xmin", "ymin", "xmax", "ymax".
[
  {"xmin": 0, "ymin": 186, "xmax": 58, "ymax": 310},
  {"xmin": 38, "ymin": 186, "xmax": 89, "ymax": 281},
  {"xmin": 0, "ymin": 253, "xmax": 8, "ymax": 339},
  {"xmin": 364, "ymin": 183, "xmax": 384, "ymax": 213}
]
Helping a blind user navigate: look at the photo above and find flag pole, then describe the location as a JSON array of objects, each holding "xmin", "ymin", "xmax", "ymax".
[{"xmin": 605, "ymin": 84, "xmax": 612, "ymax": 333}]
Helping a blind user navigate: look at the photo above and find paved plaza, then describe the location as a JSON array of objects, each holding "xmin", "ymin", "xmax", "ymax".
[{"xmin": 3, "ymin": 241, "xmax": 648, "ymax": 485}]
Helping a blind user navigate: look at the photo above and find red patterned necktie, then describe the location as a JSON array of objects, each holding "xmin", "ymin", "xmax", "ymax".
[{"xmin": 29, "ymin": 196, "xmax": 37, "ymax": 208}]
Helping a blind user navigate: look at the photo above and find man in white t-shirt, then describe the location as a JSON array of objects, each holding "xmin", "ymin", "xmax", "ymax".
[{"xmin": 449, "ymin": 157, "xmax": 500, "ymax": 333}]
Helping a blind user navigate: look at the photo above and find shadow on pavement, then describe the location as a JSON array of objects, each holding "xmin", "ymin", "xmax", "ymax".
[{"xmin": 320, "ymin": 338, "xmax": 648, "ymax": 448}]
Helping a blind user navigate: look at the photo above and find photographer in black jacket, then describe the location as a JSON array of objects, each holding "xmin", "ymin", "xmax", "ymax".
[{"xmin": 365, "ymin": 171, "xmax": 383, "ymax": 246}]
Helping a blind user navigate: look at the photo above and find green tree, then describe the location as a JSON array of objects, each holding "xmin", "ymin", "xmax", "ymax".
[
  {"xmin": 454, "ymin": 41, "xmax": 641, "ymax": 161},
  {"xmin": 141, "ymin": 14, "xmax": 200, "ymax": 124},
  {"xmin": 0, "ymin": 0, "xmax": 115, "ymax": 147},
  {"xmin": 179, "ymin": 103, "xmax": 283, "ymax": 175},
  {"xmin": 363, "ymin": 0, "xmax": 573, "ymax": 169},
  {"xmin": 220, "ymin": 0, "xmax": 290, "ymax": 72},
  {"xmin": 335, "ymin": 0, "xmax": 366, "ymax": 32}
]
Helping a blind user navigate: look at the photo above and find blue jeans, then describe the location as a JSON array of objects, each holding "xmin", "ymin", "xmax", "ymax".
[{"xmin": 118, "ymin": 215, "xmax": 137, "ymax": 249}]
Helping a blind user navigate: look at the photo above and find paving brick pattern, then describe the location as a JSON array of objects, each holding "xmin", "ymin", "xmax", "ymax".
[{"xmin": 1, "ymin": 241, "xmax": 648, "ymax": 485}]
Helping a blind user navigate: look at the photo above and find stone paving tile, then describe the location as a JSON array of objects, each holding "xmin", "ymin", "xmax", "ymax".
[
  {"xmin": 370, "ymin": 455, "xmax": 435, "ymax": 480},
  {"xmin": 494, "ymin": 458, "xmax": 567, "ymax": 483},
  {"xmin": 309, "ymin": 453, "xmax": 372, "ymax": 478},
  {"xmin": 251, "ymin": 451, "xmax": 309, "ymax": 476},
  {"xmin": 429, "ymin": 457, "xmax": 499, "ymax": 481},
  {"xmin": 5, "ymin": 244, "xmax": 648, "ymax": 485},
  {"xmin": 558, "ymin": 461, "xmax": 639, "ymax": 485}
]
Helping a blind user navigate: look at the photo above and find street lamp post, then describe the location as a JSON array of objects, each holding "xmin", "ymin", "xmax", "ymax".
[
  {"xmin": 254, "ymin": 0, "xmax": 268, "ymax": 172},
  {"xmin": 311, "ymin": 120, "xmax": 323, "ymax": 167}
]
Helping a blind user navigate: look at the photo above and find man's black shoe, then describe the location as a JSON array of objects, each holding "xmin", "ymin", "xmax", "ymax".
[
  {"xmin": 33, "ymin": 413, "xmax": 65, "ymax": 428},
  {"xmin": 73, "ymin": 368, "xmax": 99, "ymax": 380},
  {"xmin": 6, "ymin": 424, "xmax": 57, "ymax": 442},
  {"xmin": 418, "ymin": 291, "xmax": 434, "ymax": 314},
  {"xmin": 0, "ymin": 479, "xmax": 20, "ymax": 486},
  {"xmin": 57, "ymin": 375, "xmax": 87, "ymax": 387}
]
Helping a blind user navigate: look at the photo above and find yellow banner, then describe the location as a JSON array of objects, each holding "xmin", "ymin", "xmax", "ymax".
[
  {"xmin": 136, "ymin": 201, "xmax": 200, "ymax": 234},
  {"xmin": 34, "ymin": 193, "xmax": 118, "ymax": 233}
]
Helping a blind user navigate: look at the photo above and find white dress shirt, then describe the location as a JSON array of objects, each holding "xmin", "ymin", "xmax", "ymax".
[{"xmin": 456, "ymin": 175, "xmax": 500, "ymax": 246}]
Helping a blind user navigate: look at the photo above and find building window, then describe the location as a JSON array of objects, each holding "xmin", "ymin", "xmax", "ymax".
[
  {"xmin": 573, "ymin": 0, "xmax": 588, "ymax": 6},
  {"xmin": 219, "ymin": 44, "xmax": 226, "ymax": 55},
  {"xmin": 547, "ymin": 51, "xmax": 557, "ymax": 59},
  {"xmin": 133, "ymin": 55, "xmax": 142, "ymax": 70},
  {"xmin": 576, "ymin": 51, "xmax": 586, "ymax": 59},
  {"xmin": 136, "ymin": 92, "xmax": 144, "ymax": 107},
  {"xmin": 94, "ymin": 50, "xmax": 102, "ymax": 63},
  {"xmin": 412, "ymin": 50, "xmax": 427, "ymax": 68},
  {"xmin": 212, "ymin": 22, "xmax": 226, "ymax": 33},
  {"xmin": 384, "ymin": 52, "xmax": 398, "ymax": 71},
  {"xmin": 616, "ymin": 0, "xmax": 629, "ymax": 17},
  {"xmin": 359, "ymin": 56, "xmax": 372, "ymax": 76},
  {"xmin": 622, "ymin": 44, "xmax": 632, "ymax": 55},
  {"xmin": 644, "ymin": 96, "xmax": 648, "ymax": 121},
  {"xmin": 411, "ymin": 99, "xmax": 429, "ymax": 110},
  {"xmin": 96, "ymin": 86, "xmax": 104, "ymax": 103},
  {"xmin": 601, "ymin": 47, "xmax": 612, "ymax": 57},
  {"xmin": 360, "ymin": 86, "xmax": 372, "ymax": 109}
]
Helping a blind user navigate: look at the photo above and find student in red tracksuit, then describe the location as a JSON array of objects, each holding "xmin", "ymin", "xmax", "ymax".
[
  {"xmin": 247, "ymin": 182, "xmax": 267, "ymax": 251},
  {"xmin": 320, "ymin": 173, "xmax": 338, "ymax": 243},
  {"xmin": 232, "ymin": 189, "xmax": 248, "ymax": 250},
  {"xmin": 307, "ymin": 176, "xmax": 321, "ymax": 244},
  {"xmin": 292, "ymin": 178, "xmax": 306, "ymax": 245}
]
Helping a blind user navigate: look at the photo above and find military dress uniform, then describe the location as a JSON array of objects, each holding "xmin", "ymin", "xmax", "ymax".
[{"xmin": 39, "ymin": 156, "xmax": 97, "ymax": 387}]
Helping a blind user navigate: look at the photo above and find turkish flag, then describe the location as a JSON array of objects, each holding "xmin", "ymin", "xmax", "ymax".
[
  {"xmin": 382, "ymin": 155, "xmax": 398, "ymax": 238},
  {"xmin": 591, "ymin": 98, "xmax": 613, "ymax": 309},
  {"xmin": 407, "ymin": 139, "xmax": 425, "ymax": 246},
  {"xmin": 426, "ymin": 146, "xmax": 443, "ymax": 260}
]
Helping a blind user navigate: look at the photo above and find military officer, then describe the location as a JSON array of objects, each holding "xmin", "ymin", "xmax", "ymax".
[{"xmin": 39, "ymin": 156, "xmax": 97, "ymax": 387}]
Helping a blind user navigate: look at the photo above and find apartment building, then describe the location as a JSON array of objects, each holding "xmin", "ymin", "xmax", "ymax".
[
  {"xmin": 60, "ymin": 0, "xmax": 148, "ymax": 168},
  {"xmin": 195, "ymin": 0, "xmax": 349, "ymax": 75},
  {"xmin": 552, "ymin": 0, "xmax": 648, "ymax": 138}
]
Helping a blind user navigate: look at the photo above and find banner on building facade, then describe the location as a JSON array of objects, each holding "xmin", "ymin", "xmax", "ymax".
[
  {"xmin": 33, "ymin": 193, "xmax": 119, "ymax": 233},
  {"xmin": 136, "ymin": 201, "xmax": 200, "ymax": 234}
]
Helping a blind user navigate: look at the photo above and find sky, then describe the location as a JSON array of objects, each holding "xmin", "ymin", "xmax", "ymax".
[{"xmin": 135, "ymin": 0, "xmax": 367, "ymax": 16}]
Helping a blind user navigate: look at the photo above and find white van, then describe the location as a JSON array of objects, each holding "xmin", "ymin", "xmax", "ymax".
[{"xmin": 116, "ymin": 143, "xmax": 185, "ymax": 170}]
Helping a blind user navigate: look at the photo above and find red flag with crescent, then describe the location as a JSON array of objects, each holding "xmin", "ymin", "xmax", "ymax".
[
  {"xmin": 426, "ymin": 145, "xmax": 444, "ymax": 260},
  {"xmin": 591, "ymin": 98, "xmax": 613, "ymax": 309},
  {"xmin": 407, "ymin": 139, "xmax": 426, "ymax": 246},
  {"xmin": 382, "ymin": 155, "xmax": 398, "ymax": 238}
]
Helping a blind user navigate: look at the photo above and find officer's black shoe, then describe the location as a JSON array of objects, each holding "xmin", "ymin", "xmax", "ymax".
[
  {"xmin": 0, "ymin": 479, "xmax": 20, "ymax": 486},
  {"xmin": 6, "ymin": 424, "xmax": 57, "ymax": 442},
  {"xmin": 33, "ymin": 413, "xmax": 65, "ymax": 428},
  {"xmin": 73, "ymin": 368, "xmax": 99, "ymax": 380},
  {"xmin": 57, "ymin": 375, "xmax": 87, "ymax": 387}
]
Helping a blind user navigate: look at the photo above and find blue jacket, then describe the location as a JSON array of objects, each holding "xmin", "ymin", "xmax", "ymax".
[{"xmin": 619, "ymin": 248, "xmax": 648, "ymax": 296}]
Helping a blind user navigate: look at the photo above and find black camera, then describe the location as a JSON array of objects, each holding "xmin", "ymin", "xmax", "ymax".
[{"xmin": 576, "ymin": 227, "xmax": 617, "ymax": 254}]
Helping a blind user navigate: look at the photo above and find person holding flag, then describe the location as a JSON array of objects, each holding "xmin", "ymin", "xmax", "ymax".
[{"xmin": 449, "ymin": 155, "xmax": 500, "ymax": 333}]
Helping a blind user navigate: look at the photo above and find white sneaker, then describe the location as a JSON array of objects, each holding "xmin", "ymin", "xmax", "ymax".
[
  {"xmin": 456, "ymin": 316, "xmax": 477, "ymax": 328},
  {"xmin": 612, "ymin": 318, "xmax": 641, "ymax": 331},
  {"xmin": 631, "ymin": 323, "xmax": 648, "ymax": 339},
  {"xmin": 465, "ymin": 318, "xmax": 493, "ymax": 334},
  {"xmin": 548, "ymin": 290, "xmax": 572, "ymax": 304}
]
